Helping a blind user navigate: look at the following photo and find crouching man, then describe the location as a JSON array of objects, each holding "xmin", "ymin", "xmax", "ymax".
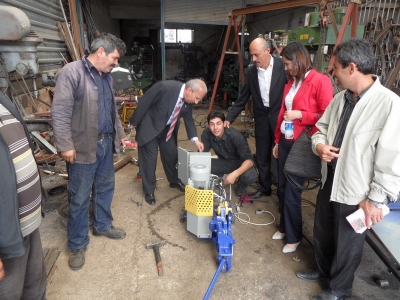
[{"xmin": 201, "ymin": 111, "xmax": 257, "ymax": 196}]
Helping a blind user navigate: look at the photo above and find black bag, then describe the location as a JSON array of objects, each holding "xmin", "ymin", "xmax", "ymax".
[{"xmin": 283, "ymin": 129, "xmax": 322, "ymax": 190}]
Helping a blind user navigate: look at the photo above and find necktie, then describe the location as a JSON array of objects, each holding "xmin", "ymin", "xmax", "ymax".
[{"xmin": 166, "ymin": 98, "xmax": 184, "ymax": 141}]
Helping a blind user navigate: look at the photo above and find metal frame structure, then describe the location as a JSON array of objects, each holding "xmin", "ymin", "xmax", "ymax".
[{"xmin": 208, "ymin": 0, "xmax": 320, "ymax": 113}]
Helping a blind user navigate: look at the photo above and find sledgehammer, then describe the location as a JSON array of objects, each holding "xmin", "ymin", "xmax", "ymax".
[{"xmin": 146, "ymin": 240, "xmax": 166, "ymax": 276}]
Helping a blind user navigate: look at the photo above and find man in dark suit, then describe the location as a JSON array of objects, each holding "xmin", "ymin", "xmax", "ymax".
[
  {"xmin": 130, "ymin": 79, "xmax": 206, "ymax": 205},
  {"xmin": 225, "ymin": 38, "xmax": 286, "ymax": 198}
]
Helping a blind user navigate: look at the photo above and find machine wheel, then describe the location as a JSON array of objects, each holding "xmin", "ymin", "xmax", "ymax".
[{"xmin": 179, "ymin": 210, "xmax": 187, "ymax": 223}]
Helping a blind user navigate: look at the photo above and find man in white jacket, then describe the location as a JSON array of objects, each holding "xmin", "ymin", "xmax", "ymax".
[{"xmin": 296, "ymin": 38, "xmax": 400, "ymax": 300}]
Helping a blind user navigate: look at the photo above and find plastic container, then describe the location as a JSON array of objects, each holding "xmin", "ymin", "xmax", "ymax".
[{"xmin": 285, "ymin": 120, "xmax": 294, "ymax": 140}]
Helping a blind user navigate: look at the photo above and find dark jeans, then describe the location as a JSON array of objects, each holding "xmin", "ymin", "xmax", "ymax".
[
  {"xmin": 211, "ymin": 158, "xmax": 257, "ymax": 189},
  {"xmin": 66, "ymin": 135, "xmax": 115, "ymax": 250},
  {"xmin": 277, "ymin": 135, "xmax": 306, "ymax": 244},
  {"xmin": 314, "ymin": 167, "xmax": 367, "ymax": 298},
  {"xmin": 0, "ymin": 229, "xmax": 46, "ymax": 300}
]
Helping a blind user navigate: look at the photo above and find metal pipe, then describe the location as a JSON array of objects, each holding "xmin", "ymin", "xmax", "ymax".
[
  {"xmin": 161, "ymin": 0, "xmax": 165, "ymax": 80},
  {"xmin": 114, "ymin": 155, "xmax": 133, "ymax": 172}
]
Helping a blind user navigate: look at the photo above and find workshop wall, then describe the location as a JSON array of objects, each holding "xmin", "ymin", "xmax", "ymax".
[{"xmin": 87, "ymin": 0, "xmax": 120, "ymax": 37}]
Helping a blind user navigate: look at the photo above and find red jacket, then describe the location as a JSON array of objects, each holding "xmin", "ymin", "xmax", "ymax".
[{"xmin": 274, "ymin": 69, "xmax": 333, "ymax": 144}]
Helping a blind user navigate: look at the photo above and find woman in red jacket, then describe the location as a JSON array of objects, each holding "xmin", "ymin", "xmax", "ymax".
[{"xmin": 272, "ymin": 41, "xmax": 333, "ymax": 253}]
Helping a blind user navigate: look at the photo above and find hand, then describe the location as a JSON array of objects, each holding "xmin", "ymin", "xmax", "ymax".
[
  {"xmin": 315, "ymin": 144, "xmax": 340, "ymax": 162},
  {"xmin": 224, "ymin": 120, "xmax": 230, "ymax": 128},
  {"xmin": 224, "ymin": 172, "xmax": 238, "ymax": 185},
  {"xmin": 0, "ymin": 258, "xmax": 5, "ymax": 281},
  {"xmin": 61, "ymin": 150, "xmax": 76, "ymax": 164},
  {"xmin": 273, "ymin": 144, "xmax": 279, "ymax": 158},
  {"xmin": 120, "ymin": 137, "xmax": 128, "ymax": 145},
  {"xmin": 284, "ymin": 110, "xmax": 302, "ymax": 121},
  {"xmin": 358, "ymin": 199, "xmax": 384, "ymax": 228},
  {"xmin": 194, "ymin": 140, "xmax": 204, "ymax": 152}
]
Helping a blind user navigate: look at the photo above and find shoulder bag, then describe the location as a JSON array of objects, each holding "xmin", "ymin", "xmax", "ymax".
[{"xmin": 283, "ymin": 127, "xmax": 322, "ymax": 190}]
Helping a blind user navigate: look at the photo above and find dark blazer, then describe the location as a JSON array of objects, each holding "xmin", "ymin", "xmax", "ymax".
[
  {"xmin": 226, "ymin": 57, "xmax": 286, "ymax": 137},
  {"xmin": 130, "ymin": 80, "xmax": 197, "ymax": 146}
]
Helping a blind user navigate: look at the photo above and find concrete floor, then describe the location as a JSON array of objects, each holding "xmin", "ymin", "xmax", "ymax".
[{"xmin": 41, "ymin": 108, "xmax": 400, "ymax": 300}]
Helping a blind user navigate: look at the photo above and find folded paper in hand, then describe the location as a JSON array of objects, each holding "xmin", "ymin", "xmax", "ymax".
[{"xmin": 346, "ymin": 205, "xmax": 390, "ymax": 234}]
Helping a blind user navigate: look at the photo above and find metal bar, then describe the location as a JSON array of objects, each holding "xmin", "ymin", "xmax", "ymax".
[
  {"xmin": 233, "ymin": 16, "xmax": 245, "ymax": 86},
  {"xmin": 229, "ymin": 16, "xmax": 243, "ymax": 52},
  {"xmin": 31, "ymin": 131, "xmax": 57, "ymax": 154},
  {"xmin": 232, "ymin": 0, "xmax": 319, "ymax": 16},
  {"xmin": 327, "ymin": 2, "xmax": 356, "ymax": 73},
  {"xmin": 208, "ymin": 14, "xmax": 234, "ymax": 114},
  {"xmin": 365, "ymin": 233, "xmax": 400, "ymax": 281},
  {"xmin": 203, "ymin": 258, "xmax": 227, "ymax": 300},
  {"xmin": 37, "ymin": 58, "xmax": 67, "ymax": 64},
  {"xmin": 161, "ymin": 0, "xmax": 165, "ymax": 80},
  {"xmin": 351, "ymin": 3, "xmax": 359, "ymax": 37},
  {"xmin": 327, "ymin": 4, "xmax": 339, "ymax": 38}
]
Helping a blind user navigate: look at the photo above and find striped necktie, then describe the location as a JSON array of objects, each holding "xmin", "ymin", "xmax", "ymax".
[{"xmin": 166, "ymin": 98, "xmax": 184, "ymax": 141}]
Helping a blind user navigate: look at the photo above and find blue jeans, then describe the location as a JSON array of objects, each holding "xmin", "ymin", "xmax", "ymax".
[{"xmin": 66, "ymin": 135, "xmax": 115, "ymax": 250}]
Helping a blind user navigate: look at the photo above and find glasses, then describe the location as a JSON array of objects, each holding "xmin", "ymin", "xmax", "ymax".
[{"xmin": 192, "ymin": 90, "xmax": 202, "ymax": 102}]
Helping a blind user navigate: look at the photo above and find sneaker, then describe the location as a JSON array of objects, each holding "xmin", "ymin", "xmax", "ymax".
[
  {"xmin": 69, "ymin": 248, "xmax": 86, "ymax": 271},
  {"xmin": 93, "ymin": 225, "xmax": 126, "ymax": 240}
]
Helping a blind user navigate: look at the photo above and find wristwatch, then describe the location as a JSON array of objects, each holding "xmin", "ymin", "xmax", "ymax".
[{"xmin": 367, "ymin": 198, "xmax": 383, "ymax": 208}]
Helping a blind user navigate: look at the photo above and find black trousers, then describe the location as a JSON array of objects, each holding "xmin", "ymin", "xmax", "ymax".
[
  {"xmin": 211, "ymin": 158, "xmax": 257, "ymax": 189},
  {"xmin": 277, "ymin": 135, "xmax": 306, "ymax": 244},
  {"xmin": 138, "ymin": 125, "xmax": 180, "ymax": 194},
  {"xmin": 254, "ymin": 115, "xmax": 274, "ymax": 194},
  {"xmin": 0, "ymin": 228, "xmax": 47, "ymax": 300},
  {"xmin": 313, "ymin": 167, "xmax": 367, "ymax": 298}
]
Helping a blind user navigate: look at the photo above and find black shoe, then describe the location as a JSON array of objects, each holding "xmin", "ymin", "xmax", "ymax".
[
  {"xmin": 236, "ymin": 188, "xmax": 246, "ymax": 197},
  {"xmin": 93, "ymin": 225, "xmax": 126, "ymax": 239},
  {"xmin": 296, "ymin": 269, "xmax": 326, "ymax": 282},
  {"xmin": 145, "ymin": 193, "xmax": 156, "ymax": 205},
  {"xmin": 169, "ymin": 182, "xmax": 185, "ymax": 192},
  {"xmin": 311, "ymin": 290, "xmax": 343, "ymax": 300},
  {"xmin": 69, "ymin": 247, "xmax": 86, "ymax": 271},
  {"xmin": 250, "ymin": 190, "xmax": 271, "ymax": 199}
]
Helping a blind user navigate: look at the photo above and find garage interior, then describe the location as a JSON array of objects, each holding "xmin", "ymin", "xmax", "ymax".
[{"xmin": 0, "ymin": 0, "xmax": 400, "ymax": 299}]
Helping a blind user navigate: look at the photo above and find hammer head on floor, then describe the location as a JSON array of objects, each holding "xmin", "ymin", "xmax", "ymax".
[{"xmin": 146, "ymin": 240, "xmax": 166, "ymax": 249}]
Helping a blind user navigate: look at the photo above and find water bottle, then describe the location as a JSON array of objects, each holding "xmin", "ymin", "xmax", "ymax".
[{"xmin": 285, "ymin": 120, "xmax": 294, "ymax": 140}]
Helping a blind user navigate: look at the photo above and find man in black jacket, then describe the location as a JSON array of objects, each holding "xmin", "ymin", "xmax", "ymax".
[
  {"xmin": 130, "ymin": 79, "xmax": 206, "ymax": 205},
  {"xmin": 0, "ymin": 93, "xmax": 46, "ymax": 299},
  {"xmin": 225, "ymin": 38, "xmax": 286, "ymax": 198}
]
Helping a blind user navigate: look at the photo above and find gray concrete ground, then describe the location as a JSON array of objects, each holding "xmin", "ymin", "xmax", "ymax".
[{"xmin": 41, "ymin": 109, "xmax": 399, "ymax": 300}]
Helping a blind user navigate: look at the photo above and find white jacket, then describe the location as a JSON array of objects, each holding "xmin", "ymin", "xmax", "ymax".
[{"xmin": 312, "ymin": 77, "xmax": 400, "ymax": 205}]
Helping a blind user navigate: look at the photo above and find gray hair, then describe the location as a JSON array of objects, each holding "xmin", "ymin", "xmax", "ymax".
[
  {"xmin": 333, "ymin": 38, "xmax": 375, "ymax": 74},
  {"xmin": 186, "ymin": 78, "xmax": 207, "ymax": 93},
  {"xmin": 256, "ymin": 35, "xmax": 272, "ymax": 50},
  {"xmin": 90, "ymin": 32, "xmax": 127, "ymax": 56}
]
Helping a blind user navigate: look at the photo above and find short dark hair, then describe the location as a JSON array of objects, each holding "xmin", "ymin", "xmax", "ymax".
[
  {"xmin": 281, "ymin": 41, "xmax": 313, "ymax": 82},
  {"xmin": 90, "ymin": 32, "xmax": 127, "ymax": 56},
  {"xmin": 333, "ymin": 38, "xmax": 375, "ymax": 74},
  {"xmin": 207, "ymin": 111, "xmax": 225, "ymax": 123}
]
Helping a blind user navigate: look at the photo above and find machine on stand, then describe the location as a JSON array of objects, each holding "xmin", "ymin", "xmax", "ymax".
[{"xmin": 178, "ymin": 147, "xmax": 236, "ymax": 300}]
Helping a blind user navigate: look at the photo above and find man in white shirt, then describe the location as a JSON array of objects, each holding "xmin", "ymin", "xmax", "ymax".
[{"xmin": 225, "ymin": 38, "xmax": 286, "ymax": 198}]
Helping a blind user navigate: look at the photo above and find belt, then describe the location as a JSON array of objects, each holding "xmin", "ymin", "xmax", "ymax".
[{"xmin": 98, "ymin": 133, "xmax": 112, "ymax": 140}]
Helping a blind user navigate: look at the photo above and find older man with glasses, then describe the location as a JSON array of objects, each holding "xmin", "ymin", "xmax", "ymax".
[{"xmin": 130, "ymin": 79, "xmax": 207, "ymax": 205}]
